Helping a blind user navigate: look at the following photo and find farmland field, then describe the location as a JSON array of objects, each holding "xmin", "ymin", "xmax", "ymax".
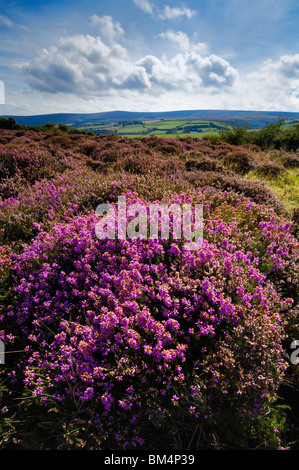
[
  {"xmin": 68, "ymin": 118, "xmax": 232, "ymax": 138},
  {"xmin": 0, "ymin": 125, "xmax": 298, "ymax": 451}
]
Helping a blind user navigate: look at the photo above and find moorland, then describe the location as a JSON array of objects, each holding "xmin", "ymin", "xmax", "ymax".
[{"xmin": 0, "ymin": 117, "xmax": 298, "ymax": 450}]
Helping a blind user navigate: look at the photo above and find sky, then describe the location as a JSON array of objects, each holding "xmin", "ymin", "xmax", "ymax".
[{"xmin": 1, "ymin": 0, "xmax": 299, "ymax": 115}]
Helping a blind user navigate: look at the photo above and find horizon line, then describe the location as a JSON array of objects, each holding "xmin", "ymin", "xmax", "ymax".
[{"xmin": 2, "ymin": 108, "xmax": 299, "ymax": 118}]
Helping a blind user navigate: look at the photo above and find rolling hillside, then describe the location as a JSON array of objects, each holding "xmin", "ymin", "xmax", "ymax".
[{"xmin": 2, "ymin": 109, "xmax": 299, "ymax": 130}]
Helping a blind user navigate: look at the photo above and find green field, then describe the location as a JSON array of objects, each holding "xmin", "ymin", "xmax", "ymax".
[
  {"xmin": 69, "ymin": 118, "xmax": 232, "ymax": 138},
  {"xmin": 68, "ymin": 116, "xmax": 299, "ymax": 138}
]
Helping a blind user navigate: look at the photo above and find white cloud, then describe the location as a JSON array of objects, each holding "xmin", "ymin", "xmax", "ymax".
[
  {"xmin": 132, "ymin": 1, "xmax": 196, "ymax": 20},
  {"xmin": 15, "ymin": 34, "xmax": 150, "ymax": 95},
  {"xmin": 136, "ymin": 51, "xmax": 238, "ymax": 92},
  {"xmin": 133, "ymin": 0, "xmax": 154, "ymax": 15},
  {"xmin": 160, "ymin": 30, "xmax": 190, "ymax": 51},
  {"xmin": 10, "ymin": 13, "xmax": 299, "ymax": 115},
  {"xmin": 159, "ymin": 5, "xmax": 196, "ymax": 19},
  {"xmin": 239, "ymin": 54, "xmax": 299, "ymax": 110},
  {"xmin": 90, "ymin": 15, "xmax": 124, "ymax": 41},
  {"xmin": 15, "ymin": 27, "xmax": 237, "ymax": 99},
  {"xmin": 159, "ymin": 30, "xmax": 208, "ymax": 54},
  {"xmin": 271, "ymin": 54, "xmax": 299, "ymax": 79},
  {"xmin": 6, "ymin": 52, "xmax": 299, "ymax": 115},
  {"xmin": 0, "ymin": 14, "xmax": 15, "ymax": 28},
  {"xmin": 0, "ymin": 14, "xmax": 29, "ymax": 31}
]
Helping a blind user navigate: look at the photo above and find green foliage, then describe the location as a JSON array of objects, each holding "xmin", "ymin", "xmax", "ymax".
[
  {"xmin": 219, "ymin": 124, "xmax": 249, "ymax": 146},
  {"xmin": 218, "ymin": 119, "xmax": 299, "ymax": 151},
  {"xmin": 0, "ymin": 117, "xmax": 25, "ymax": 130},
  {"xmin": 0, "ymin": 117, "xmax": 86, "ymax": 135}
]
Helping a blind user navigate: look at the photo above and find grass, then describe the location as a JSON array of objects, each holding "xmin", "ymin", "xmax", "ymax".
[
  {"xmin": 246, "ymin": 167, "xmax": 299, "ymax": 212},
  {"xmin": 244, "ymin": 148, "xmax": 299, "ymax": 212}
]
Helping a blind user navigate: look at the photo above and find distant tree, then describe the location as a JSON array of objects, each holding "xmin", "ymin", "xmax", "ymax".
[
  {"xmin": 57, "ymin": 123, "xmax": 69, "ymax": 133},
  {"xmin": 69, "ymin": 128, "xmax": 86, "ymax": 135},
  {"xmin": 42, "ymin": 122, "xmax": 56, "ymax": 131},
  {"xmin": 0, "ymin": 117, "xmax": 19, "ymax": 129},
  {"xmin": 219, "ymin": 125, "xmax": 248, "ymax": 146},
  {"xmin": 249, "ymin": 119, "xmax": 284, "ymax": 149},
  {"xmin": 279, "ymin": 122, "xmax": 299, "ymax": 151}
]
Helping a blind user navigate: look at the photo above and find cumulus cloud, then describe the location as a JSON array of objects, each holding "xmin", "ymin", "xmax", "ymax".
[
  {"xmin": 90, "ymin": 15, "xmax": 124, "ymax": 41},
  {"xmin": 15, "ymin": 34, "xmax": 150, "ymax": 94},
  {"xmin": 9, "ymin": 48, "xmax": 299, "ymax": 114},
  {"xmin": 268, "ymin": 54, "xmax": 299, "ymax": 79},
  {"xmin": 133, "ymin": 0, "xmax": 154, "ymax": 15},
  {"xmin": 241, "ymin": 54, "xmax": 299, "ymax": 110},
  {"xmin": 137, "ymin": 51, "xmax": 238, "ymax": 92},
  {"xmin": 0, "ymin": 14, "xmax": 29, "ymax": 31},
  {"xmin": 133, "ymin": 1, "xmax": 196, "ymax": 19},
  {"xmin": 159, "ymin": 30, "xmax": 208, "ymax": 54},
  {"xmin": 248, "ymin": 55, "xmax": 299, "ymax": 93},
  {"xmin": 159, "ymin": 5, "xmax": 196, "ymax": 19},
  {"xmin": 16, "ymin": 29, "xmax": 238, "ymax": 99},
  {"xmin": 0, "ymin": 14, "xmax": 15, "ymax": 28}
]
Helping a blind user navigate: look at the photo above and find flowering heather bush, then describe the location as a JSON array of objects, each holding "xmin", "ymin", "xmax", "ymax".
[
  {"xmin": 184, "ymin": 170, "xmax": 285, "ymax": 214},
  {"xmin": 254, "ymin": 161, "xmax": 285, "ymax": 179},
  {"xmin": 0, "ymin": 244, "xmax": 11, "ymax": 283},
  {"xmin": 201, "ymin": 189, "xmax": 298, "ymax": 304},
  {"xmin": 223, "ymin": 150, "xmax": 257, "ymax": 174},
  {"xmin": 281, "ymin": 153, "xmax": 299, "ymax": 169},
  {"xmin": 291, "ymin": 208, "xmax": 299, "ymax": 239},
  {"xmin": 0, "ymin": 142, "xmax": 55, "ymax": 183},
  {"xmin": 0, "ymin": 172, "xmax": 28, "ymax": 200},
  {"xmin": 185, "ymin": 156, "xmax": 228, "ymax": 173},
  {"xmin": 141, "ymin": 135, "xmax": 186, "ymax": 155},
  {"xmin": 0, "ymin": 168, "xmax": 193, "ymax": 244},
  {"xmin": 1, "ymin": 189, "xmax": 297, "ymax": 449}
]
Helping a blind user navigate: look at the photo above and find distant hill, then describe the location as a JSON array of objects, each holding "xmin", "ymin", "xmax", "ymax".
[{"xmin": 2, "ymin": 109, "xmax": 299, "ymax": 129}]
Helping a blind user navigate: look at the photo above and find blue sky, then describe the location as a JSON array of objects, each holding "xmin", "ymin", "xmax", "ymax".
[{"xmin": 1, "ymin": 0, "xmax": 299, "ymax": 115}]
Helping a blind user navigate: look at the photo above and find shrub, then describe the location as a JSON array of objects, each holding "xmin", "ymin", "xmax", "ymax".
[
  {"xmin": 0, "ymin": 172, "xmax": 28, "ymax": 200},
  {"xmin": 185, "ymin": 157, "xmax": 227, "ymax": 173},
  {"xmin": 218, "ymin": 125, "xmax": 248, "ymax": 146},
  {"xmin": 291, "ymin": 208, "xmax": 299, "ymax": 239},
  {"xmin": 0, "ymin": 167, "xmax": 193, "ymax": 244},
  {"xmin": 281, "ymin": 154, "xmax": 299, "ymax": 169},
  {"xmin": 141, "ymin": 135, "xmax": 185, "ymax": 156},
  {"xmin": 0, "ymin": 143, "xmax": 54, "ymax": 183},
  {"xmin": 184, "ymin": 170, "xmax": 285, "ymax": 214},
  {"xmin": 254, "ymin": 161, "xmax": 285, "ymax": 179},
  {"xmin": 223, "ymin": 150, "xmax": 257, "ymax": 174}
]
